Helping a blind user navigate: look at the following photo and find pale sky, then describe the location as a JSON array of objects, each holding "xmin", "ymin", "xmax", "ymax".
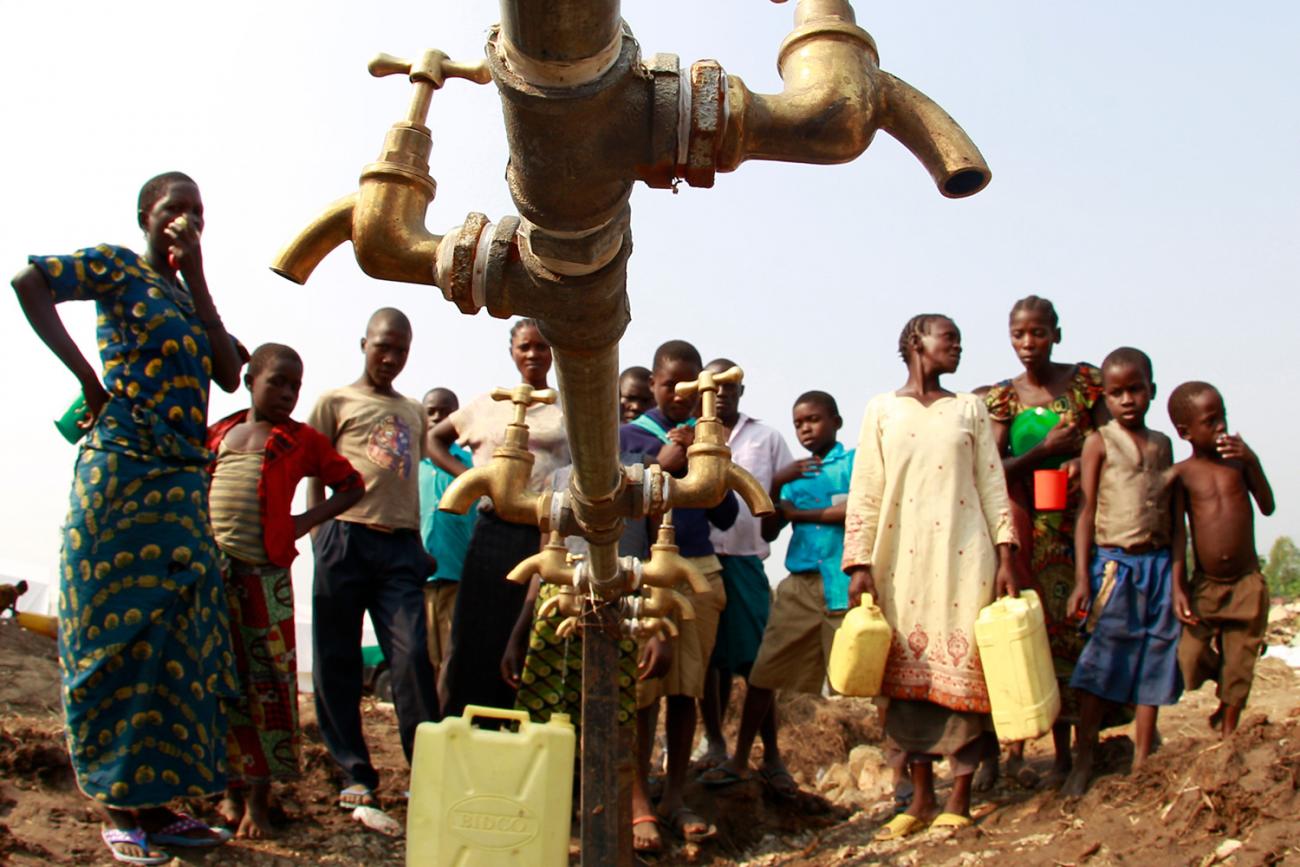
[{"xmin": 2, "ymin": 1, "xmax": 1296, "ymax": 622}]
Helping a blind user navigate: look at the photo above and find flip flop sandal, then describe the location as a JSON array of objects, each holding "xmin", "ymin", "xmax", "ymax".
[
  {"xmin": 874, "ymin": 813, "xmax": 926, "ymax": 841},
  {"xmin": 338, "ymin": 784, "xmax": 377, "ymax": 810},
  {"xmin": 930, "ymin": 812, "xmax": 973, "ymax": 830},
  {"xmin": 148, "ymin": 812, "xmax": 231, "ymax": 848},
  {"xmin": 632, "ymin": 815, "xmax": 663, "ymax": 853},
  {"xmin": 664, "ymin": 806, "xmax": 717, "ymax": 842},
  {"xmin": 698, "ymin": 765, "xmax": 750, "ymax": 788},
  {"xmin": 759, "ymin": 767, "xmax": 798, "ymax": 799},
  {"xmin": 101, "ymin": 827, "xmax": 170, "ymax": 865}
]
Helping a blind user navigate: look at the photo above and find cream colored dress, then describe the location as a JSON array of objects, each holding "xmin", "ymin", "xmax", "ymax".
[{"xmin": 842, "ymin": 392, "xmax": 1015, "ymax": 714}]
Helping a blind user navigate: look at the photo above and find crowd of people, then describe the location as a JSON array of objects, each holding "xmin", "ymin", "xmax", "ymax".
[{"xmin": 11, "ymin": 171, "xmax": 1275, "ymax": 862}]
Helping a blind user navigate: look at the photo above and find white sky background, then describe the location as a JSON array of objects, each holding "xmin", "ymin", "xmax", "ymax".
[{"xmin": 2, "ymin": 1, "xmax": 1297, "ymax": 624}]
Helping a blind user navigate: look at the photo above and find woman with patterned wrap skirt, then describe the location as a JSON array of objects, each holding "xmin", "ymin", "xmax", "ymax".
[{"xmin": 11, "ymin": 173, "xmax": 245, "ymax": 864}]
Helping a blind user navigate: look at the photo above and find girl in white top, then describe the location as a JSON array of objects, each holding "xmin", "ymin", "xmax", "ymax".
[{"xmin": 428, "ymin": 319, "xmax": 570, "ymax": 716}]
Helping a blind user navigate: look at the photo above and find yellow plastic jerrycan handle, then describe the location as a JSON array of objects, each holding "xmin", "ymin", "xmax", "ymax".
[{"xmin": 463, "ymin": 705, "xmax": 532, "ymax": 728}]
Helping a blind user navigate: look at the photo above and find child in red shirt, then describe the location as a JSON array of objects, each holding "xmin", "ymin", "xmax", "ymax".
[{"xmin": 207, "ymin": 343, "xmax": 363, "ymax": 838}]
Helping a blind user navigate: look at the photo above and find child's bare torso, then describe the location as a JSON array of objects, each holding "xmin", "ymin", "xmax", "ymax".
[
  {"xmin": 1177, "ymin": 455, "xmax": 1258, "ymax": 578},
  {"xmin": 223, "ymin": 420, "xmax": 272, "ymax": 453}
]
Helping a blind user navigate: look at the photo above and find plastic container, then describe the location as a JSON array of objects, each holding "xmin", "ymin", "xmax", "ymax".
[
  {"xmin": 16, "ymin": 612, "xmax": 58, "ymax": 640},
  {"xmin": 828, "ymin": 593, "xmax": 892, "ymax": 697},
  {"xmin": 974, "ymin": 590, "xmax": 1060, "ymax": 741},
  {"xmin": 54, "ymin": 395, "xmax": 90, "ymax": 444},
  {"xmin": 407, "ymin": 705, "xmax": 575, "ymax": 867},
  {"xmin": 1010, "ymin": 407, "xmax": 1066, "ymax": 469},
  {"xmin": 1033, "ymin": 469, "xmax": 1068, "ymax": 510}
]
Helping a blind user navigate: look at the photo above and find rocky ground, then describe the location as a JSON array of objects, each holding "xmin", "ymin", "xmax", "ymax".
[{"xmin": 2, "ymin": 610, "xmax": 1299, "ymax": 866}]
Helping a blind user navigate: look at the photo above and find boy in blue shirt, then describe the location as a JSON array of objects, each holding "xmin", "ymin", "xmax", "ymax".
[
  {"xmin": 619, "ymin": 339, "xmax": 737, "ymax": 845},
  {"xmin": 417, "ymin": 387, "xmax": 474, "ymax": 703},
  {"xmin": 701, "ymin": 391, "xmax": 854, "ymax": 798}
]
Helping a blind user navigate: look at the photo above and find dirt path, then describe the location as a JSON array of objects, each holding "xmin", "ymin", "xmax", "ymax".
[{"xmin": 2, "ymin": 618, "xmax": 1297, "ymax": 866}]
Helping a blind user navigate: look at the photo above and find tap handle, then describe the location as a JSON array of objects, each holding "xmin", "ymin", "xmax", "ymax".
[
  {"xmin": 492, "ymin": 384, "xmax": 558, "ymax": 425},
  {"xmin": 368, "ymin": 50, "xmax": 491, "ymax": 88},
  {"xmin": 675, "ymin": 366, "xmax": 744, "ymax": 418}
]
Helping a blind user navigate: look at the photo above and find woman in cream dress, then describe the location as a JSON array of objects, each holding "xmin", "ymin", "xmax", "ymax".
[{"xmin": 843, "ymin": 313, "xmax": 1017, "ymax": 837}]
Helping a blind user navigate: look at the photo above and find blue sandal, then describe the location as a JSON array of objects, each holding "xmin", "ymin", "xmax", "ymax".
[
  {"xmin": 147, "ymin": 812, "xmax": 230, "ymax": 848},
  {"xmin": 101, "ymin": 827, "xmax": 170, "ymax": 865}
]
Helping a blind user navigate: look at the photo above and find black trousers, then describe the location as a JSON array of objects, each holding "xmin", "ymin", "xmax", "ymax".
[
  {"xmin": 311, "ymin": 520, "xmax": 437, "ymax": 790},
  {"xmin": 439, "ymin": 511, "xmax": 536, "ymax": 718}
]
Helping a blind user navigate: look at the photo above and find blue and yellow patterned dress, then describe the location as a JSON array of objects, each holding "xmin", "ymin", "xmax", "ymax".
[{"xmin": 30, "ymin": 244, "xmax": 237, "ymax": 808}]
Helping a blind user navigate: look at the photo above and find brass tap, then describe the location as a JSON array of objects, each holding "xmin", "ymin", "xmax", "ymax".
[
  {"xmin": 661, "ymin": 367, "xmax": 775, "ymax": 518},
  {"xmin": 439, "ymin": 384, "xmax": 555, "ymax": 525},
  {"xmin": 690, "ymin": 0, "xmax": 990, "ymax": 197},
  {"xmin": 506, "ymin": 531, "xmax": 579, "ymax": 586},
  {"xmin": 537, "ymin": 586, "xmax": 584, "ymax": 620},
  {"xmin": 639, "ymin": 511, "xmax": 711, "ymax": 595},
  {"xmin": 270, "ymin": 49, "xmax": 490, "ymax": 285}
]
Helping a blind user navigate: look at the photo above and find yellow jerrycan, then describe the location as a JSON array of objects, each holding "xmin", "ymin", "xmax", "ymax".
[
  {"xmin": 406, "ymin": 706, "xmax": 575, "ymax": 866},
  {"xmin": 974, "ymin": 590, "xmax": 1060, "ymax": 741},
  {"xmin": 828, "ymin": 593, "xmax": 892, "ymax": 697}
]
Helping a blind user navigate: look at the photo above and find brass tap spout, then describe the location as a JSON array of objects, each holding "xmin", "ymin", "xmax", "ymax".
[
  {"xmin": 710, "ymin": 0, "xmax": 990, "ymax": 198},
  {"xmin": 270, "ymin": 194, "xmax": 357, "ymax": 285},
  {"xmin": 439, "ymin": 384, "xmax": 555, "ymax": 525},
  {"xmin": 270, "ymin": 50, "xmax": 490, "ymax": 285},
  {"xmin": 506, "ymin": 531, "xmax": 577, "ymax": 585},
  {"xmin": 662, "ymin": 367, "xmax": 775, "ymax": 517},
  {"xmin": 640, "ymin": 512, "xmax": 711, "ymax": 595}
]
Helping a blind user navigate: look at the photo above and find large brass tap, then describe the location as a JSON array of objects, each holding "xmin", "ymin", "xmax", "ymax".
[
  {"xmin": 659, "ymin": 367, "xmax": 775, "ymax": 518},
  {"xmin": 270, "ymin": 49, "xmax": 489, "ymax": 285},
  {"xmin": 684, "ymin": 0, "xmax": 990, "ymax": 197},
  {"xmin": 439, "ymin": 384, "xmax": 555, "ymax": 525}
]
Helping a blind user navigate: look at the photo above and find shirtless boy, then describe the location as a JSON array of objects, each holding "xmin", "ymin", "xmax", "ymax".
[{"xmin": 1168, "ymin": 381, "xmax": 1275, "ymax": 737}]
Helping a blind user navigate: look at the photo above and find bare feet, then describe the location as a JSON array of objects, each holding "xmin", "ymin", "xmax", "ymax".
[
  {"xmin": 1060, "ymin": 758, "xmax": 1092, "ymax": 797},
  {"xmin": 1005, "ymin": 752, "xmax": 1040, "ymax": 789},
  {"xmin": 1045, "ymin": 754, "xmax": 1072, "ymax": 788},
  {"xmin": 217, "ymin": 792, "xmax": 243, "ymax": 829},
  {"xmin": 236, "ymin": 783, "xmax": 275, "ymax": 839},
  {"xmin": 632, "ymin": 815, "xmax": 662, "ymax": 853}
]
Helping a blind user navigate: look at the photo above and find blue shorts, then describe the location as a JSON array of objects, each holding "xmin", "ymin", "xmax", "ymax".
[{"xmin": 1069, "ymin": 547, "xmax": 1183, "ymax": 707}]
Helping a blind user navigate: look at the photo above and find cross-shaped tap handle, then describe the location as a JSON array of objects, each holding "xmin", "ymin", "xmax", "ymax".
[
  {"xmin": 368, "ymin": 49, "xmax": 491, "ymax": 126},
  {"xmin": 674, "ymin": 365, "xmax": 744, "ymax": 419},
  {"xmin": 491, "ymin": 384, "xmax": 558, "ymax": 426},
  {"xmin": 369, "ymin": 50, "xmax": 491, "ymax": 88}
]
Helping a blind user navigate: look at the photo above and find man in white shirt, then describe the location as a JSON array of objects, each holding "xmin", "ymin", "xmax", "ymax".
[{"xmin": 697, "ymin": 358, "xmax": 794, "ymax": 770}]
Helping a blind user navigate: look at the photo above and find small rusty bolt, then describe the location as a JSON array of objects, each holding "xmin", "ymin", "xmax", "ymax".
[
  {"xmin": 447, "ymin": 212, "xmax": 489, "ymax": 315},
  {"xmin": 685, "ymin": 60, "xmax": 726, "ymax": 189}
]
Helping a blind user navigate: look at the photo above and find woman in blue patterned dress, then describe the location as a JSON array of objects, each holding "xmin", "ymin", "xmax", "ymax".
[{"xmin": 11, "ymin": 172, "xmax": 245, "ymax": 864}]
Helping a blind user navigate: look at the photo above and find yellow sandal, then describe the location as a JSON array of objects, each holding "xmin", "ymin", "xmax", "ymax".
[{"xmin": 874, "ymin": 813, "xmax": 927, "ymax": 841}]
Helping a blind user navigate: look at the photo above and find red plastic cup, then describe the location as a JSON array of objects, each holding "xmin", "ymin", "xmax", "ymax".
[{"xmin": 1033, "ymin": 469, "xmax": 1068, "ymax": 511}]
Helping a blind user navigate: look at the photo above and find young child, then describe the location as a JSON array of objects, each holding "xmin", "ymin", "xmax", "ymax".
[
  {"xmin": 307, "ymin": 308, "xmax": 439, "ymax": 810},
  {"xmin": 698, "ymin": 357, "xmax": 793, "ymax": 769},
  {"xmin": 1168, "ymin": 381, "xmax": 1275, "ymax": 737},
  {"xmin": 619, "ymin": 365, "xmax": 653, "ymax": 423},
  {"xmin": 702, "ymin": 391, "xmax": 853, "ymax": 799},
  {"xmin": 207, "ymin": 343, "xmax": 364, "ymax": 837},
  {"xmin": 619, "ymin": 339, "xmax": 738, "ymax": 846},
  {"xmin": 417, "ymin": 387, "xmax": 474, "ymax": 694},
  {"xmin": 1064, "ymin": 347, "xmax": 1183, "ymax": 795}
]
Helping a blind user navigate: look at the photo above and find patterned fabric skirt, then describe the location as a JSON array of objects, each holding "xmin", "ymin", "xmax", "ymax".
[
  {"xmin": 516, "ymin": 584, "xmax": 637, "ymax": 732},
  {"xmin": 59, "ymin": 447, "xmax": 236, "ymax": 807},
  {"xmin": 221, "ymin": 556, "xmax": 299, "ymax": 785}
]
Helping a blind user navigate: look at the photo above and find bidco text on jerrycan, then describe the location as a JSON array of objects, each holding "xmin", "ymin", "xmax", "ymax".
[
  {"xmin": 828, "ymin": 593, "xmax": 892, "ymax": 697},
  {"xmin": 974, "ymin": 589, "xmax": 1061, "ymax": 741},
  {"xmin": 406, "ymin": 706, "xmax": 574, "ymax": 866}
]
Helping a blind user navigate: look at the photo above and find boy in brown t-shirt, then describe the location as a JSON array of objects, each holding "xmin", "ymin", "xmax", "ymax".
[
  {"xmin": 307, "ymin": 307, "xmax": 438, "ymax": 809},
  {"xmin": 1168, "ymin": 381, "xmax": 1275, "ymax": 738}
]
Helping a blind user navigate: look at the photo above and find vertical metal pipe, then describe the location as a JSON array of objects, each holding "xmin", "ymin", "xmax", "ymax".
[
  {"xmin": 580, "ymin": 612, "xmax": 633, "ymax": 866},
  {"xmin": 499, "ymin": 0, "xmax": 622, "ymax": 65},
  {"xmin": 549, "ymin": 343, "xmax": 624, "ymax": 589}
]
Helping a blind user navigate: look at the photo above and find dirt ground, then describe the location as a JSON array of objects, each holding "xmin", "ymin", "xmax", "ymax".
[{"xmin": 2, "ymin": 616, "xmax": 1298, "ymax": 866}]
